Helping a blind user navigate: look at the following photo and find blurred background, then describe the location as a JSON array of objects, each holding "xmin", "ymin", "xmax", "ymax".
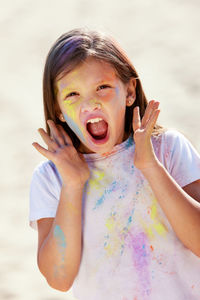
[{"xmin": 0, "ymin": 0, "xmax": 200, "ymax": 299}]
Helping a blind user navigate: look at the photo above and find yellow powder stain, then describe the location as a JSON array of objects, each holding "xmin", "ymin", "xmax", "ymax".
[
  {"xmin": 104, "ymin": 244, "xmax": 113, "ymax": 255},
  {"xmin": 88, "ymin": 170, "xmax": 105, "ymax": 190},
  {"xmin": 152, "ymin": 222, "xmax": 166, "ymax": 235},
  {"xmin": 63, "ymin": 102, "xmax": 76, "ymax": 120},
  {"xmin": 139, "ymin": 198, "xmax": 168, "ymax": 239},
  {"xmin": 150, "ymin": 199, "xmax": 167, "ymax": 235},
  {"xmin": 104, "ymin": 212, "xmax": 123, "ymax": 256},
  {"xmin": 105, "ymin": 214, "xmax": 115, "ymax": 231}
]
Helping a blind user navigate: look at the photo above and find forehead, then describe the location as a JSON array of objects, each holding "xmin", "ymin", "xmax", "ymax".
[{"xmin": 56, "ymin": 57, "xmax": 119, "ymax": 90}]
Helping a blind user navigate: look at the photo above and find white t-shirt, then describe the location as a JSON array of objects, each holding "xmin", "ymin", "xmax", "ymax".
[{"xmin": 29, "ymin": 130, "xmax": 200, "ymax": 300}]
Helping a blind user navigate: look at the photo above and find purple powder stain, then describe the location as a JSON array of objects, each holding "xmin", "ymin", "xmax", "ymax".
[{"xmin": 127, "ymin": 231, "xmax": 152, "ymax": 299}]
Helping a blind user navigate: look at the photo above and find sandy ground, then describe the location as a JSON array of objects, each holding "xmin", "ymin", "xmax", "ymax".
[{"xmin": 0, "ymin": 0, "xmax": 200, "ymax": 299}]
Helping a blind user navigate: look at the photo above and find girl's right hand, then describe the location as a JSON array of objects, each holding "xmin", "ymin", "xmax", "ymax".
[{"xmin": 32, "ymin": 120, "xmax": 90, "ymax": 189}]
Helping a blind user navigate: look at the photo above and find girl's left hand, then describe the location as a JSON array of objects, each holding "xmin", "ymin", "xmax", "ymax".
[{"xmin": 132, "ymin": 100, "xmax": 160, "ymax": 171}]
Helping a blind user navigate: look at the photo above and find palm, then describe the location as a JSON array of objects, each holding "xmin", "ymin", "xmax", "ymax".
[
  {"xmin": 32, "ymin": 120, "xmax": 90, "ymax": 187},
  {"xmin": 132, "ymin": 100, "xmax": 160, "ymax": 170}
]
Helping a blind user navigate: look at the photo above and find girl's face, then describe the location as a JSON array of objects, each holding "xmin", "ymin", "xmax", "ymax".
[{"xmin": 55, "ymin": 57, "xmax": 135, "ymax": 154}]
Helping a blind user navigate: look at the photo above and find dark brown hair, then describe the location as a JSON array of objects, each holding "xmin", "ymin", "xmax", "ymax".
[{"xmin": 43, "ymin": 27, "xmax": 165, "ymax": 150}]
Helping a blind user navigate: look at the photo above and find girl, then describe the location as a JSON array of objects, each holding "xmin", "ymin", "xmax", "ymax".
[{"xmin": 30, "ymin": 28, "xmax": 200, "ymax": 300}]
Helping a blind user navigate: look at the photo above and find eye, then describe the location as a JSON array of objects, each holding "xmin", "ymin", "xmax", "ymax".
[
  {"xmin": 66, "ymin": 92, "xmax": 79, "ymax": 98},
  {"xmin": 97, "ymin": 84, "xmax": 111, "ymax": 90}
]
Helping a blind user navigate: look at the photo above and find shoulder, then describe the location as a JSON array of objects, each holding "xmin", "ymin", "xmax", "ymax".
[
  {"xmin": 152, "ymin": 128, "xmax": 194, "ymax": 151},
  {"xmin": 31, "ymin": 160, "xmax": 62, "ymax": 186},
  {"xmin": 161, "ymin": 128, "xmax": 189, "ymax": 142},
  {"xmin": 153, "ymin": 128, "xmax": 188, "ymax": 141},
  {"xmin": 152, "ymin": 128, "xmax": 200, "ymax": 187},
  {"xmin": 33, "ymin": 159, "xmax": 59, "ymax": 176}
]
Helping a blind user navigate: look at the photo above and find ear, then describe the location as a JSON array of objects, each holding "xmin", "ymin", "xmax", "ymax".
[
  {"xmin": 58, "ymin": 113, "xmax": 65, "ymax": 122},
  {"xmin": 55, "ymin": 102, "xmax": 65, "ymax": 122},
  {"xmin": 126, "ymin": 78, "xmax": 137, "ymax": 107}
]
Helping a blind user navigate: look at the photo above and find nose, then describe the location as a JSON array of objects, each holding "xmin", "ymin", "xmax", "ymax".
[{"xmin": 80, "ymin": 99, "xmax": 101, "ymax": 113}]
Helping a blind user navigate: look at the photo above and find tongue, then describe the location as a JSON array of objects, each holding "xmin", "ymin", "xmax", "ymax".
[{"xmin": 87, "ymin": 120, "xmax": 108, "ymax": 138}]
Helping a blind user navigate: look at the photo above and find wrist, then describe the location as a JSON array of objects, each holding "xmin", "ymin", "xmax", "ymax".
[
  {"xmin": 62, "ymin": 180, "xmax": 86, "ymax": 192},
  {"xmin": 138, "ymin": 159, "xmax": 163, "ymax": 176}
]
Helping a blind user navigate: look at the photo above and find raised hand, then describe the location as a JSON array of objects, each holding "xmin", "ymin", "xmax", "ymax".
[
  {"xmin": 32, "ymin": 120, "xmax": 90, "ymax": 189},
  {"xmin": 132, "ymin": 100, "xmax": 160, "ymax": 171}
]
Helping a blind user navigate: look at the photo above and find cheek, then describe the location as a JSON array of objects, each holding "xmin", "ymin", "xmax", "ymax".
[
  {"xmin": 63, "ymin": 103, "xmax": 86, "ymax": 142},
  {"xmin": 63, "ymin": 102, "xmax": 77, "ymax": 120}
]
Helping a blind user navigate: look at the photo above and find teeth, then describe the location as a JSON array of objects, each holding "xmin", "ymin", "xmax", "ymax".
[{"xmin": 86, "ymin": 117, "xmax": 103, "ymax": 124}]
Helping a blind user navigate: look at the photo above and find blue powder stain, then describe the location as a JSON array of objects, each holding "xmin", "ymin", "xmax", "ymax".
[
  {"xmin": 125, "ymin": 136, "xmax": 133, "ymax": 149},
  {"xmin": 93, "ymin": 181, "xmax": 118, "ymax": 210},
  {"xmin": 128, "ymin": 216, "xmax": 132, "ymax": 224},
  {"xmin": 63, "ymin": 113, "xmax": 85, "ymax": 143},
  {"xmin": 94, "ymin": 194, "xmax": 105, "ymax": 209},
  {"xmin": 54, "ymin": 225, "xmax": 67, "ymax": 248},
  {"xmin": 131, "ymin": 165, "xmax": 135, "ymax": 174}
]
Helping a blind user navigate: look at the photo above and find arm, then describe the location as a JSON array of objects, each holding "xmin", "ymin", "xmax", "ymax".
[
  {"xmin": 133, "ymin": 100, "xmax": 200, "ymax": 257},
  {"xmin": 37, "ymin": 185, "xmax": 84, "ymax": 291},
  {"xmin": 141, "ymin": 162, "xmax": 200, "ymax": 257},
  {"xmin": 33, "ymin": 121, "xmax": 90, "ymax": 291}
]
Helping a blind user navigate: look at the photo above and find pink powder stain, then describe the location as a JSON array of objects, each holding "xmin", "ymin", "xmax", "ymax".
[{"xmin": 127, "ymin": 231, "xmax": 152, "ymax": 300}]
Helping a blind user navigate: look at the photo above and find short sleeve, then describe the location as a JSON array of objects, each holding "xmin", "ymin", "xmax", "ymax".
[
  {"xmin": 29, "ymin": 160, "xmax": 62, "ymax": 230},
  {"xmin": 162, "ymin": 130, "xmax": 200, "ymax": 187}
]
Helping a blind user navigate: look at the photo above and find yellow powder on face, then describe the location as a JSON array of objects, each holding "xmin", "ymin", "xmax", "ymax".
[{"xmin": 63, "ymin": 101, "xmax": 77, "ymax": 120}]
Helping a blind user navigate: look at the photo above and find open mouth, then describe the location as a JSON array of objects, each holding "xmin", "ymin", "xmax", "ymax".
[{"xmin": 86, "ymin": 119, "xmax": 109, "ymax": 142}]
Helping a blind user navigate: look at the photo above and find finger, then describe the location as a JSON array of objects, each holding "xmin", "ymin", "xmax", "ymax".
[
  {"xmin": 47, "ymin": 120, "xmax": 65, "ymax": 147},
  {"xmin": 142, "ymin": 100, "xmax": 160, "ymax": 128},
  {"xmin": 133, "ymin": 106, "xmax": 141, "ymax": 132},
  {"xmin": 141, "ymin": 100, "xmax": 155, "ymax": 127},
  {"xmin": 146, "ymin": 109, "xmax": 160, "ymax": 133},
  {"xmin": 38, "ymin": 128, "xmax": 58, "ymax": 151},
  {"xmin": 32, "ymin": 142, "xmax": 54, "ymax": 160},
  {"xmin": 57, "ymin": 125, "xmax": 73, "ymax": 146}
]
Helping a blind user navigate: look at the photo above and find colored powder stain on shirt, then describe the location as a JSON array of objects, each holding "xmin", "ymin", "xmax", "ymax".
[
  {"xmin": 128, "ymin": 215, "xmax": 132, "ymax": 225},
  {"xmin": 139, "ymin": 197, "xmax": 168, "ymax": 239},
  {"xmin": 150, "ymin": 245, "xmax": 154, "ymax": 251},
  {"xmin": 105, "ymin": 211, "xmax": 116, "ymax": 231},
  {"xmin": 93, "ymin": 180, "xmax": 118, "ymax": 210},
  {"xmin": 150, "ymin": 199, "xmax": 168, "ymax": 236},
  {"xmin": 54, "ymin": 225, "xmax": 67, "ymax": 248},
  {"xmin": 104, "ymin": 207, "xmax": 135, "ymax": 257},
  {"xmin": 89, "ymin": 170, "xmax": 105, "ymax": 190},
  {"xmin": 128, "ymin": 231, "xmax": 151, "ymax": 300},
  {"xmin": 104, "ymin": 211, "xmax": 120, "ymax": 256}
]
